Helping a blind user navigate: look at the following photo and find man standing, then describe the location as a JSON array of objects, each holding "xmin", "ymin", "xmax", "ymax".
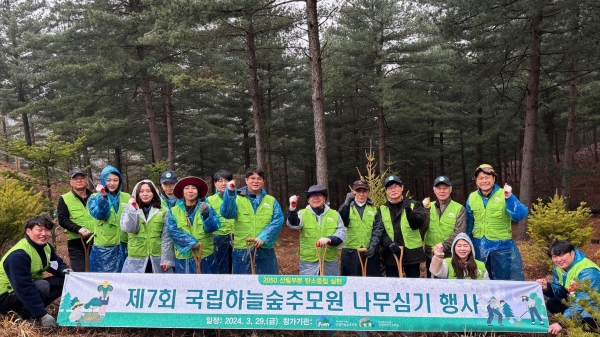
[
  {"xmin": 208, "ymin": 170, "xmax": 236, "ymax": 274},
  {"xmin": 0, "ymin": 216, "xmax": 72, "ymax": 327},
  {"xmin": 159, "ymin": 170, "xmax": 178, "ymax": 209},
  {"xmin": 536, "ymin": 240, "xmax": 599, "ymax": 334},
  {"xmin": 57, "ymin": 167, "xmax": 94, "ymax": 272},
  {"xmin": 380, "ymin": 176, "xmax": 426, "ymax": 278},
  {"xmin": 338, "ymin": 180, "xmax": 383, "ymax": 277},
  {"xmin": 466, "ymin": 164, "xmax": 528, "ymax": 281},
  {"xmin": 221, "ymin": 168, "xmax": 284, "ymax": 274},
  {"xmin": 287, "ymin": 185, "xmax": 346, "ymax": 275},
  {"xmin": 423, "ymin": 176, "xmax": 466, "ymax": 278}
]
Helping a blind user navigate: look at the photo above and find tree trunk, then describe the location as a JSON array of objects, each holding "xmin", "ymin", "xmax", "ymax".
[
  {"xmin": 282, "ymin": 141, "xmax": 289, "ymax": 206},
  {"xmin": 378, "ymin": 105, "xmax": 386, "ymax": 174},
  {"xmin": 460, "ymin": 129, "xmax": 468, "ymax": 203},
  {"xmin": 114, "ymin": 147, "xmax": 122, "ymax": 173},
  {"xmin": 265, "ymin": 69, "xmax": 274, "ymax": 191},
  {"xmin": 164, "ymin": 85, "xmax": 175, "ymax": 170},
  {"xmin": 243, "ymin": 118, "xmax": 251, "ymax": 169},
  {"xmin": 2, "ymin": 117, "xmax": 9, "ymax": 162},
  {"xmin": 246, "ymin": 17, "xmax": 266, "ymax": 171},
  {"xmin": 561, "ymin": 56, "xmax": 579, "ymax": 211},
  {"xmin": 476, "ymin": 107, "xmax": 483, "ymax": 164},
  {"xmin": 21, "ymin": 112, "xmax": 32, "ymax": 146},
  {"xmin": 593, "ymin": 126, "xmax": 598, "ymax": 163},
  {"xmin": 439, "ymin": 132, "xmax": 444, "ymax": 175},
  {"xmin": 138, "ymin": 62, "xmax": 162, "ymax": 163},
  {"xmin": 495, "ymin": 134, "xmax": 502, "ymax": 183},
  {"xmin": 306, "ymin": 0, "xmax": 329, "ymax": 190},
  {"xmin": 517, "ymin": 11, "xmax": 543, "ymax": 241}
]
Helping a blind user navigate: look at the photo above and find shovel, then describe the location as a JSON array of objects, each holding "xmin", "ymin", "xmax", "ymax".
[
  {"xmin": 357, "ymin": 247, "xmax": 369, "ymax": 277},
  {"xmin": 315, "ymin": 244, "xmax": 328, "ymax": 276},
  {"xmin": 392, "ymin": 246, "xmax": 405, "ymax": 278},
  {"xmin": 245, "ymin": 238, "xmax": 258, "ymax": 275},
  {"xmin": 80, "ymin": 234, "xmax": 92, "ymax": 272},
  {"xmin": 191, "ymin": 242, "xmax": 203, "ymax": 274}
]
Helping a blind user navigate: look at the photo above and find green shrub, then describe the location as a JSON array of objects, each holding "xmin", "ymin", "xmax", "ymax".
[
  {"xmin": 555, "ymin": 279, "xmax": 600, "ymax": 336},
  {"xmin": 0, "ymin": 177, "xmax": 43, "ymax": 254},
  {"xmin": 527, "ymin": 192, "xmax": 593, "ymax": 270}
]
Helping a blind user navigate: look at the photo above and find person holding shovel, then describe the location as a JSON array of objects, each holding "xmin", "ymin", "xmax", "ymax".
[
  {"xmin": 57, "ymin": 167, "xmax": 94, "ymax": 272},
  {"xmin": 287, "ymin": 185, "xmax": 346, "ymax": 275},
  {"xmin": 221, "ymin": 167, "xmax": 284, "ymax": 275},
  {"xmin": 208, "ymin": 170, "xmax": 236, "ymax": 274},
  {"xmin": 381, "ymin": 176, "xmax": 426, "ymax": 278},
  {"xmin": 166, "ymin": 176, "xmax": 220, "ymax": 274},
  {"xmin": 338, "ymin": 180, "xmax": 383, "ymax": 277}
]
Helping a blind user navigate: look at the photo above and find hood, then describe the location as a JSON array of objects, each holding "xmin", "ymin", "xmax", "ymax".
[
  {"xmin": 451, "ymin": 232, "xmax": 475, "ymax": 257},
  {"xmin": 131, "ymin": 179, "xmax": 159, "ymax": 199},
  {"xmin": 99, "ymin": 165, "xmax": 124, "ymax": 193},
  {"xmin": 570, "ymin": 248, "xmax": 586, "ymax": 268}
]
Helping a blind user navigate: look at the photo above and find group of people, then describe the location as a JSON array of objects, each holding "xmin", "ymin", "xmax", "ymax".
[{"xmin": 0, "ymin": 163, "xmax": 597, "ymax": 334}]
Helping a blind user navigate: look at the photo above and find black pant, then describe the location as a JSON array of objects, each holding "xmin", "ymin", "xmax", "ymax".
[
  {"xmin": 68, "ymin": 237, "xmax": 92, "ymax": 272},
  {"xmin": 340, "ymin": 248, "xmax": 381, "ymax": 277},
  {"xmin": 386, "ymin": 263, "xmax": 420, "ymax": 278},
  {"xmin": 0, "ymin": 276, "xmax": 64, "ymax": 319}
]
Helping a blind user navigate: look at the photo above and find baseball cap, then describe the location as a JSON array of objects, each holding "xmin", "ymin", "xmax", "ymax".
[
  {"xmin": 160, "ymin": 170, "xmax": 178, "ymax": 184},
  {"xmin": 69, "ymin": 168, "xmax": 87, "ymax": 179},
  {"xmin": 433, "ymin": 176, "xmax": 451, "ymax": 187},
  {"xmin": 306, "ymin": 185, "xmax": 328, "ymax": 199},
  {"xmin": 384, "ymin": 175, "xmax": 403, "ymax": 188},
  {"xmin": 352, "ymin": 180, "xmax": 370, "ymax": 191}
]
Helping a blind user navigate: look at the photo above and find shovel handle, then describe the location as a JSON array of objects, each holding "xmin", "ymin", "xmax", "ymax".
[
  {"xmin": 245, "ymin": 238, "xmax": 257, "ymax": 275},
  {"xmin": 357, "ymin": 248, "xmax": 369, "ymax": 277}
]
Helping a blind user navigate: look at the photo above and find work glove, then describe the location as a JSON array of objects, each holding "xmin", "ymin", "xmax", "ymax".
[
  {"xmin": 161, "ymin": 260, "xmax": 172, "ymax": 272},
  {"xmin": 389, "ymin": 243, "xmax": 400, "ymax": 255},
  {"xmin": 199, "ymin": 202, "xmax": 209, "ymax": 218},
  {"xmin": 78, "ymin": 228, "xmax": 91, "ymax": 237},
  {"xmin": 504, "ymin": 183, "xmax": 512, "ymax": 198},
  {"xmin": 41, "ymin": 314, "xmax": 57, "ymax": 328},
  {"xmin": 344, "ymin": 192, "xmax": 355, "ymax": 205},
  {"xmin": 434, "ymin": 243, "xmax": 445, "ymax": 258},
  {"xmin": 227, "ymin": 180, "xmax": 236, "ymax": 191},
  {"xmin": 62, "ymin": 268, "xmax": 73, "ymax": 275},
  {"xmin": 96, "ymin": 183, "xmax": 106, "ymax": 196},
  {"xmin": 254, "ymin": 237, "xmax": 264, "ymax": 248},
  {"xmin": 364, "ymin": 245, "xmax": 376, "ymax": 258},
  {"xmin": 316, "ymin": 237, "xmax": 331, "ymax": 247},
  {"xmin": 128, "ymin": 196, "xmax": 138, "ymax": 210},
  {"xmin": 422, "ymin": 197, "xmax": 430, "ymax": 209},
  {"xmin": 289, "ymin": 195, "xmax": 299, "ymax": 211}
]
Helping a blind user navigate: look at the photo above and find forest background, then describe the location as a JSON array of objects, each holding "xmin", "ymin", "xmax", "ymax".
[{"xmin": 2, "ymin": 0, "xmax": 600, "ymax": 241}]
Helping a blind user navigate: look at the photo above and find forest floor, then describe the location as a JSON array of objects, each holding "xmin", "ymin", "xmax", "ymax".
[{"xmin": 2, "ymin": 218, "xmax": 598, "ymax": 337}]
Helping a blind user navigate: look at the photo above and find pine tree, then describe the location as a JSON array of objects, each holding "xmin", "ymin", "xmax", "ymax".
[{"xmin": 0, "ymin": 177, "xmax": 43, "ymax": 253}]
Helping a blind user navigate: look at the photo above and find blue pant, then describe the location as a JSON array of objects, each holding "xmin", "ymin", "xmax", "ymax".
[
  {"xmin": 174, "ymin": 254, "xmax": 216, "ymax": 274},
  {"xmin": 213, "ymin": 234, "xmax": 232, "ymax": 274},
  {"xmin": 232, "ymin": 248, "xmax": 278, "ymax": 275}
]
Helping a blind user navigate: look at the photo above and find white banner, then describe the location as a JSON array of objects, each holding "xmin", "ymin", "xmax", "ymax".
[{"xmin": 58, "ymin": 273, "xmax": 548, "ymax": 332}]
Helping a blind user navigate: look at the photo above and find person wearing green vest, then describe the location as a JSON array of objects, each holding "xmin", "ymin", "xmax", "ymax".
[
  {"xmin": 0, "ymin": 216, "xmax": 71, "ymax": 328},
  {"xmin": 56, "ymin": 167, "xmax": 94, "ymax": 272},
  {"xmin": 287, "ymin": 185, "xmax": 346, "ymax": 275},
  {"xmin": 167, "ymin": 176, "xmax": 221, "ymax": 274},
  {"xmin": 536, "ymin": 240, "xmax": 599, "ymax": 335},
  {"xmin": 208, "ymin": 169, "xmax": 236, "ymax": 274},
  {"xmin": 429, "ymin": 233, "xmax": 489, "ymax": 279},
  {"xmin": 422, "ymin": 176, "xmax": 466, "ymax": 278},
  {"xmin": 466, "ymin": 164, "xmax": 528, "ymax": 281},
  {"xmin": 88, "ymin": 165, "xmax": 130, "ymax": 272},
  {"xmin": 221, "ymin": 167, "xmax": 284, "ymax": 275},
  {"xmin": 338, "ymin": 180, "xmax": 383, "ymax": 277},
  {"xmin": 159, "ymin": 170, "xmax": 178, "ymax": 209},
  {"xmin": 120, "ymin": 180, "xmax": 174, "ymax": 273},
  {"xmin": 381, "ymin": 176, "xmax": 426, "ymax": 278}
]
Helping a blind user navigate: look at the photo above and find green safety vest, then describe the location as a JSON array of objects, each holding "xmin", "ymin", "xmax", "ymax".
[
  {"xmin": 127, "ymin": 206, "xmax": 168, "ymax": 258},
  {"xmin": 91, "ymin": 192, "xmax": 130, "ymax": 247},
  {"xmin": 380, "ymin": 203, "xmax": 421, "ymax": 249},
  {"xmin": 299, "ymin": 208, "xmax": 339, "ymax": 262},
  {"xmin": 171, "ymin": 205, "xmax": 214, "ymax": 259},
  {"xmin": 345, "ymin": 204, "xmax": 377, "ymax": 249},
  {"xmin": 0, "ymin": 239, "xmax": 50, "ymax": 294},
  {"xmin": 555, "ymin": 257, "xmax": 600, "ymax": 290},
  {"xmin": 445, "ymin": 258, "xmax": 486, "ymax": 279},
  {"xmin": 208, "ymin": 193, "xmax": 235, "ymax": 235},
  {"xmin": 424, "ymin": 200, "xmax": 462, "ymax": 247},
  {"xmin": 233, "ymin": 195, "xmax": 275, "ymax": 249},
  {"xmin": 469, "ymin": 189, "xmax": 511, "ymax": 240},
  {"xmin": 62, "ymin": 191, "xmax": 95, "ymax": 240}
]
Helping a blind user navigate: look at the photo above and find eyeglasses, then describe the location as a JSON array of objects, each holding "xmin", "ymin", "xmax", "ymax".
[
  {"xmin": 308, "ymin": 193, "xmax": 324, "ymax": 198},
  {"xmin": 71, "ymin": 177, "xmax": 87, "ymax": 181}
]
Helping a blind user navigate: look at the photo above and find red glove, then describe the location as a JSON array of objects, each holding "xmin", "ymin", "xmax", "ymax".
[
  {"xmin": 96, "ymin": 183, "xmax": 106, "ymax": 196},
  {"xmin": 227, "ymin": 180, "xmax": 236, "ymax": 191},
  {"xmin": 128, "ymin": 196, "xmax": 138, "ymax": 209}
]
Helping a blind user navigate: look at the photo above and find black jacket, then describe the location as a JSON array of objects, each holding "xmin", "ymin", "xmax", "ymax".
[{"xmin": 381, "ymin": 198, "xmax": 426, "ymax": 266}]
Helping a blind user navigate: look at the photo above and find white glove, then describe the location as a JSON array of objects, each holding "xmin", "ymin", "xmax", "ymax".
[
  {"xmin": 289, "ymin": 195, "xmax": 299, "ymax": 210},
  {"xmin": 422, "ymin": 197, "xmax": 430, "ymax": 208},
  {"xmin": 504, "ymin": 183, "xmax": 512, "ymax": 198},
  {"xmin": 227, "ymin": 180, "xmax": 236, "ymax": 191},
  {"xmin": 41, "ymin": 314, "xmax": 57, "ymax": 328},
  {"xmin": 316, "ymin": 237, "xmax": 331, "ymax": 247},
  {"xmin": 161, "ymin": 260, "xmax": 173, "ymax": 272},
  {"xmin": 78, "ymin": 228, "xmax": 91, "ymax": 237},
  {"xmin": 96, "ymin": 183, "xmax": 106, "ymax": 196},
  {"xmin": 128, "ymin": 196, "xmax": 138, "ymax": 209}
]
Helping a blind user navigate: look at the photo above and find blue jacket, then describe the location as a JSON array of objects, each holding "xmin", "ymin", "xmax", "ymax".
[
  {"xmin": 88, "ymin": 165, "xmax": 125, "ymax": 221},
  {"xmin": 166, "ymin": 198, "xmax": 221, "ymax": 256},
  {"xmin": 220, "ymin": 186, "xmax": 284, "ymax": 249},
  {"xmin": 465, "ymin": 184, "xmax": 529, "ymax": 237},
  {"xmin": 545, "ymin": 249, "xmax": 600, "ymax": 319}
]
